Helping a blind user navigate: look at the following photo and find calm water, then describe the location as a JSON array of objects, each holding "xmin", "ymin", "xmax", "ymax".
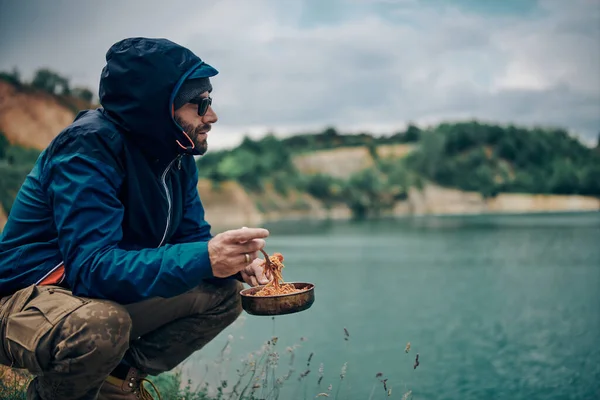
[{"xmin": 187, "ymin": 213, "xmax": 600, "ymax": 400}]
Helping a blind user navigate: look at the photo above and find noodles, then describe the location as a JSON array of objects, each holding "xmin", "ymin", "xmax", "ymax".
[{"xmin": 252, "ymin": 252, "xmax": 302, "ymax": 296}]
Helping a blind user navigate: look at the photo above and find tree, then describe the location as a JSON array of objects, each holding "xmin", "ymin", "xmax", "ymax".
[
  {"xmin": 548, "ymin": 160, "xmax": 580, "ymax": 195},
  {"xmin": 407, "ymin": 130, "xmax": 445, "ymax": 179},
  {"xmin": 72, "ymin": 87, "xmax": 94, "ymax": 102},
  {"xmin": 343, "ymin": 168, "xmax": 392, "ymax": 219},
  {"xmin": 404, "ymin": 124, "xmax": 421, "ymax": 142},
  {"xmin": 0, "ymin": 131, "xmax": 9, "ymax": 159},
  {"xmin": 32, "ymin": 68, "xmax": 70, "ymax": 95},
  {"xmin": 0, "ymin": 67, "xmax": 21, "ymax": 86},
  {"xmin": 322, "ymin": 127, "xmax": 339, "ymax": 138},
  {"xmin": 579, "ymin": 162, "xmax": 600, "ymax": 195}
]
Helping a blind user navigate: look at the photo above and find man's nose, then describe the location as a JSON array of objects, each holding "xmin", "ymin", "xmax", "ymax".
[{"xmin": 203, "ymin": 106, "xmax": 218, "ymax": 124}]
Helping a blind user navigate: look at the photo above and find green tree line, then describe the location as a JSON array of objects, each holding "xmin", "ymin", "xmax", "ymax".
[
  {"xmin": 0, "ymin": 132, "xmax": 41, "ymax": 215},
  {"xmin": 405, "ymin": 121, "xmax": 600, "ymax": 197},
  {"xmin": 196, "ymin": 122, "xmax": 599, "ymax": 218},
  {"xmin": 1, "ymin": 122, "xmax": 599, "ymax": 222},
  {"xmin": 0, "ymin": 67, "xmax": 94, "ymax": 102}
]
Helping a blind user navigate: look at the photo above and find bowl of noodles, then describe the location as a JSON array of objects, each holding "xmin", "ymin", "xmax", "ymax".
[{"xmin": 240, "ymin": 251, "xmax": 315, "ymax": 316}]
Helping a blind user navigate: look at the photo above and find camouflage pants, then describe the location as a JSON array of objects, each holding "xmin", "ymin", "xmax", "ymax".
[{"xmin": 0, "ymin": 278, "xmax": 243, "ymax": 399}]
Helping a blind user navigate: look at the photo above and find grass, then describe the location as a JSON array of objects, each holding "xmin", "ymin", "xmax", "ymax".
[
  {"xmin": 0, "ymin": 324, "xmax": 417, "ymax": 399},
  {"xmin": 0, "ymin": 366, "xmax": 30, "ymax": 400},
  {"xmin": 147, "ymin": 322, "xmax": 418, "ymax": 400}
]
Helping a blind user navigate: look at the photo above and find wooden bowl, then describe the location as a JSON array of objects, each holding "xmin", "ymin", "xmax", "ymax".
[{"xmin": 240, "ymin": 282, "xmax": 315, "ymax": 316}]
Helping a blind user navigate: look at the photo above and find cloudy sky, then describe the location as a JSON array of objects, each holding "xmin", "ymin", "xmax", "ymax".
[{"xmin": 1, "ymin": 0, "xmax": 599, "ymax": 148}]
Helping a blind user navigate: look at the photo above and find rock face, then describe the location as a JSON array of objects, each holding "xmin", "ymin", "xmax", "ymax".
[
  {"xmin": 0, "ymin": 80, "xmax": 76, "ymax": 150},
  {"xmin": 291, "ymin": 144, "xmax": 415, "ymax": 179},
  {"xmin": 199, "ymin": 180, "xmax": 599, "ymax": 232},
  {"xmin": 407, "ymin": 184, "xmax": 487, "ymax": 215},
  {"xmin": 402, "ymin": 184, "xmax": 600, "ymax": 216},
  {"xmin": 487, "ymin": 193, "xmax": 600, "ymax": 213},
  {"xmin": 0, "ymin": 207, "xmax": 7, "ymax": 231},
  {"xmin": 198, "ymin": 180, "xmax": 352, "ymax": 232},
  {"xmin": 197, "ymin": 179, "xmax": 264, "ymax": 230},
  {"xmin": 293, "ymin": 147, "xmax": 374, "ymax": 179},
  {"xmin": 248, "ymin": 183, "xmax": 351, "ymax": 225},
  {"xmin": 376, "ymin": 144, "xmax": 415, "ymax": 159}
]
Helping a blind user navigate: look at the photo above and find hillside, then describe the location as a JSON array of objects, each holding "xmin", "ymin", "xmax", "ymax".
[
  {"xmin": 194, "ymin": 123, "xmax": 600, "ymax": 220},
  {"xmin": 292, "ymin": 144, "xmax": 415, "ymax": 179},
  {"xmin": 0, "ymin": 80, "xmax": 84, "ymax": 150},
  {"xmin": 0, "ymin": 207, "xmax": 6, "ymax": 229},
  {"xmin": 1, "ymin": 76, "xmax": 599, "ymax": 233},
  {"xmin": 405, "ymin": 121, "xmax": 600, "ymax": 197}
]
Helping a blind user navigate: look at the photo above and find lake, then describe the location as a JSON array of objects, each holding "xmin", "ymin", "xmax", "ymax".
[{"xmin": 185, "ymin": 212, "xmax": 600, "ymax": 400}]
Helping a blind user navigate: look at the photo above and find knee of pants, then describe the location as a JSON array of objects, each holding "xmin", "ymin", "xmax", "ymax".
[
  {"xmin": 215, "ymin": 279, "xmax": 243, "ymax": 309},
  {"xmin": 61, "ymin": 300, "xmax": 132, "ymax": 364},
  {"xmin": 223, "ymin": 280, "xmax": 244, "ymax": 324},
  {"xmin": 194, "ymin": 278, "xmax": 243, "ymax": 316},
  {"xmin": 216, "ymin": 278, "xmax": 243, "ymax": 300},
  {"xmin": 220, "ymin": 280, "xmax": 243, "ymax": 321}
]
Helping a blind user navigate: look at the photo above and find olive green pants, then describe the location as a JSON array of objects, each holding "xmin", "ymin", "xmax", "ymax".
[{"xmin": 0, "ymin": 279, "xmax": 243, "ymax": 399}]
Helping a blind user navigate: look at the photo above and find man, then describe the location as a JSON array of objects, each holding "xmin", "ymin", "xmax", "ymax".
[{"xmin": 0, "ymin": 37, "xmax": 271, "ymax": 399}]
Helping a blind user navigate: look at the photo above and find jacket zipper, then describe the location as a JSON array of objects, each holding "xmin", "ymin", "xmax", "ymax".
[{"xmin": 157, "ymin": 155, "xmax": 181, "ymax": 247}]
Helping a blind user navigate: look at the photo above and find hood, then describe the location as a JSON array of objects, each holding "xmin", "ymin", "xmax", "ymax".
[{"xmin": 98, "ymin": 37, "xmax": 218, "ymax": 161}]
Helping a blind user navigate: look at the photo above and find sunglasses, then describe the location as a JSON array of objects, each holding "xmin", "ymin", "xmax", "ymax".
[{"xmin": 188, "ymin": 96, "xmax": 212, "ymax": 116}]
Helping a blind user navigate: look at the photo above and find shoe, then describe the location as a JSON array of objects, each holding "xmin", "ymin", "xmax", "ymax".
[{"xmin": 97, "ymin": 367, "xmax": 161, "ymax": 400}]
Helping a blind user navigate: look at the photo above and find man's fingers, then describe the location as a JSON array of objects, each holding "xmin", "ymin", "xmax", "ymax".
[
  {"xmin": 241, "ymin": 270, "xmax": 258, "ymax": 287},
  {"xmin": 246, "ymin": 257, "xmax": 264, "ymax": 270},
  {"xmin": 209, "ymin": 228, "xmax": 269, "ymax": 279},
  {"xmin": 237, "ymin": 239, "xmax": 266, "ymax": 254},
  {"xmin": 240, "ymin": 270, "xmax": 253, "ymax": 286},
  {"xmin": 240, "ymin": 251, "xmax": 259, "ymax": 265},
  {"xmin": 241, "ymin": 260, "xmax": 268, "ymax": 287},
  {"xmin": 253, "ymin": 263, "xmax": 269, "ymax": 285},
  {"xmin": 226, "ymin": 228, "xmax": 269, "ymax": 243},
  {"xmin": 243, "ymin": 259, "xmax": 269, "ymax": 285},
  {"xmin": 250, "ymin": 275, "xmax": 259, "ymax": 287},
  {"xmin": 238, "ymin": 227, "xmax": 249, "ymax": 244}
]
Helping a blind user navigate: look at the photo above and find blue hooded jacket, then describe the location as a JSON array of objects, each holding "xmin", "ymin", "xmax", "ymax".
[{"xmin": 0, "ymin": 37, "xmax": 223, "ymax": 303}]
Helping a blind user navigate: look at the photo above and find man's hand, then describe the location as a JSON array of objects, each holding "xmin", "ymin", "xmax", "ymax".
[
  {"xmin": 208, "ymin": 227, "xmax": 269, "ymax": 278},
  {"xmin": 240, "ymin": 258, "xmax": 271, "ymax": 286}
]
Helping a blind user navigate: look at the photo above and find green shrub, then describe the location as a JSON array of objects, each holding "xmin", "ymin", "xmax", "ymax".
[{"xmin": 0, "ymin": 131, "xmax": 9, "ymax": 159}]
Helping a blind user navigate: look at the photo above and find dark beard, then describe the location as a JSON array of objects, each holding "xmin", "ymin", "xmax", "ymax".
[{"xmin": 175, "ymin": 117, "xmax": 210, "ymax": 155}]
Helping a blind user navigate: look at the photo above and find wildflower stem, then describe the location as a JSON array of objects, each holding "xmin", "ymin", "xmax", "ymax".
[
  {"xmin": 238, "ymin": 348, "xmax": 268, "ymax": 399},
  {"xmin": 226, "ymin": 362, "xmax": 252, "ymax": 400},
  {"xmin": 367, "ymin": 382, "xmax": 377, "ymax": 400}
]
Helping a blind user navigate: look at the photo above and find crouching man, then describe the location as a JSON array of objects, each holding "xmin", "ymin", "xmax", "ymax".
[{"xmin": 0, "ymin": 37, "xmax": 270, "ymax": 399}]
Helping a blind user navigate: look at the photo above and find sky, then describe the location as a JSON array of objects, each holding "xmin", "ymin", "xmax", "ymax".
[{"xmin": 1, "ymin": 0, "xmax": 599, "ymax": 148}]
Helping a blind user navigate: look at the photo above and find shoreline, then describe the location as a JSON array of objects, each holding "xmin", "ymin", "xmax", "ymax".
[
  {"xmin": 2, "ymin": 184, "xmax": 598, "ymax": 233},
  {"xmin": 200, "ymin": 181, "xmax": 600, "ymax": 233},
  {"xmin": 208, "ymin": 208, "xmax": 600, "ymax": 232}
]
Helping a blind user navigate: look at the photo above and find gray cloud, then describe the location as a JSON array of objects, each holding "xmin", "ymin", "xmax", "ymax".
[{"xmin": 0, "ymin": 0, "xmax": 598, "ymax": 148}]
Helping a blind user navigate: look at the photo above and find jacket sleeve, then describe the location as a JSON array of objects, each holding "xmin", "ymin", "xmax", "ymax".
[
  {"xmin": 168, "ymin": 162, "xmax": 247, "ymax": 283},
  {"xmin": 169, "ymin": 160, "xmax": 213, "ymax": 244},
  {"xmin": 47, "ymin": 152, "xmax": 214, "ymax": 304}
]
